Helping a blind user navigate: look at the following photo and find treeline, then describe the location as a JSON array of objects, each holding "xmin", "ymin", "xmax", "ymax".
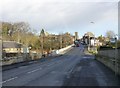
[
  {"xmin": 1, "ymin": 22, "xmax": 74, "ymax": 52},
  {"xmin": 2, "ymin": 22, "xmax": 40, "ymax": 50}
]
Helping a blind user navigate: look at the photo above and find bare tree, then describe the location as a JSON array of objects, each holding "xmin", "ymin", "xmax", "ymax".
[{"xmin": 106, "ymin": 30, "xmax": 115, "ymax": 39}]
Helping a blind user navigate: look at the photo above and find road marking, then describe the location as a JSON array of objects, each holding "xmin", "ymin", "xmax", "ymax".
[
  {"xmin": 27, "ymin": 68, "xmax": 42, "ymax": 74},
  {"xmin": 2, "ymin": 77, "xmax": 18, "ymax": 83}
]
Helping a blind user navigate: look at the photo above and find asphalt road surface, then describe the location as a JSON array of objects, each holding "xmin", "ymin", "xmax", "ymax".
[{"xmin": 2, "ymin": 45, "xmax": 120, "ymax": 87}]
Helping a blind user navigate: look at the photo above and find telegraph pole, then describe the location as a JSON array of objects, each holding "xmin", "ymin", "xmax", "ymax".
[
  {"xmin": 17, "ymin": 28, "xmax": 20, "ymax": 43},
  {"xmin": 40, "ymin": 29, "xmax": 45, "ymax": 56},
  {"xmin": 60, "ymin": 34, "xmax": 62, "ymax": 49},
  {"xmin": 50, "ymin": 35, "xmax": 52, "ymax": 52}
]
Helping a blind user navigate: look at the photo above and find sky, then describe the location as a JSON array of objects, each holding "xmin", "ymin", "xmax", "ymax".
[{"xmin": 0, "ymin": 0, "xmax": 119, "ymax": 38}]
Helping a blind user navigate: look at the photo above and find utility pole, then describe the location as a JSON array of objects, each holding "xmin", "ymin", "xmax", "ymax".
[
  {"xmin": 17, "ymin": 28, "xmax": 20, "ymax": 43},
  {"xmin": 40, "ymin": 29, "xmax": 45, "ymax": 56},
  {"xmin": 39, "ymin": 34, "xmax": 44, "ymax": 56},
  {"xmin": 60, "ymin": 34, "xmax": 62, "ymax": 49},
  {"xmin": 17, "ymin": 28, "xmax": 21, "ymax": 59},
  {"xmin": 50, "ymin": 35, "xmax": 52, "ymax": 52},
  {"xmin": 88, "ymin": 36, "xmax": 90, "ymax": 51}
]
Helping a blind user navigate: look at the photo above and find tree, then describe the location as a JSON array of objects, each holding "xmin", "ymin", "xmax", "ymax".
[
  {"xmin": 2, "ymin": 22, "xmax": 12, "ymax": 40},
  {"xmin": 40, "ymin": 29, "xmax": 45, "ymax": 37},
  {"xmin": 2, "ymin": 21, "xmax": 41, "ymax": 51},
  {"xmin": 106, "ymin": 30, "xmax": 115, "ymax": 39},
  {"xmin": 98, "ymin": 35, "xmax": 103, "ymax": 42},
  {"xmin": 2, "ymin": 22, "xmax": 31, "ymax": 41},
  {"xmin": 39, "ymin": 29, "xmax": 45, "ymax": 55}
]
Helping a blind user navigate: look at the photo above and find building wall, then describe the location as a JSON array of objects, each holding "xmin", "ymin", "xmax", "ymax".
[
  {"xmin": 3, "ymin": 48, "xmax": 21, "ymax": 53},
  {"xmin": 3, "ymin": 48, "xmax": 21, "ymax": 57},
  {"xmin": 75, "ymin": 32, "xmax": 78, "ymax": 40}
]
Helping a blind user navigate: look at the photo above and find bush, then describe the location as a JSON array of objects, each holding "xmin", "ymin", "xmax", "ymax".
[{"xmin": 117, "ymin": 41, "xmax": 120, "ymax": 48}]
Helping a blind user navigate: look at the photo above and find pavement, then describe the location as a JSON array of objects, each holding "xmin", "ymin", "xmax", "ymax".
[
  {"xmin": 63, "ymin": 55, "xmax": 120, "ymax": 86},
  {"xmin": 2, "ymin": 45, "xmax": 120, "ymax": 87}
]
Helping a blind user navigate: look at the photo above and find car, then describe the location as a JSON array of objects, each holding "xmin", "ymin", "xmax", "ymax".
[{"xmin": 76, "ymin": 44, "xmax": 80, "ymax": 47}]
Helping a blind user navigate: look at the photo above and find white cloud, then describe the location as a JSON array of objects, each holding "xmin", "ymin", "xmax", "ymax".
[{"xmin": 0, "ymin": 0, "xmax": 119, "ymax": 35}]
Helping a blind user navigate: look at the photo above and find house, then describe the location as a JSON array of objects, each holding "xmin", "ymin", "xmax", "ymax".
[
  {"xmin": 3, "ymin": 41, "xmax": 23, "ymax": 57},
  {"xmin": 83, "ymin": 32, "xmax": 95, "ymax": 45},
  {"xmin": 3, "ymin": 41, "xmax": 22, "ymax": 53}
]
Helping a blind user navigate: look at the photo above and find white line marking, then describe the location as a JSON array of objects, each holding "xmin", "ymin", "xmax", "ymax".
[
  {"xmin": 2, "ymin": 77, "xmax": 18, "ymax": 83},
  {"xmin": 27, "ymin": 68, "xmax": 42, "ymax": 74}
]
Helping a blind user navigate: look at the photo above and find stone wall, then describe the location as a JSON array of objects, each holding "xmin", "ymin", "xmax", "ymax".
[
  {"xmin": 96, "ymin": 49, "xmax": 120, "ymax": 75},
  {"xmin": 1, "ymin": 44, "xmax": 73, "ymax": 66}
]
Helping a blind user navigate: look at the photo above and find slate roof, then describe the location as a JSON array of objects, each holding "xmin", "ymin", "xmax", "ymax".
[
  {"xmin": 3, "ymin": 41, "xmax": 22, "ymax": 48},
  {"xmin": 84, "ymin": 32, "xmax": 95, "ymax": 37}
]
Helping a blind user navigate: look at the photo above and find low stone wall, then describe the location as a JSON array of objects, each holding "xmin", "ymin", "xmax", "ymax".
[
  {"xmin": 30, "ymin": 53, "xmax": 42, "ymax": 60},
  {"xmin": 57, "ymin": 44, "xmax": 73, "ymax": 54},
  {"xmin": 2, "ymin": 56, "xmax": 24, "ymax": 66},
  {"xmin": 96, "ymin": 49, "xmax": 120, "ymax": 75},
  {"xmin": 50, "ymin": 44, "xmax": 73, "ymax": 56},
  {"xmin": 1, "ymin": 44, "xmax": 73, "ymax": 66}
]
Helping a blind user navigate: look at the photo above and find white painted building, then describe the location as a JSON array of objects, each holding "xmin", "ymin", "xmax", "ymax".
[{"xmin": 90, "ymin": 39, "xmax": 95, "ymax": 46}]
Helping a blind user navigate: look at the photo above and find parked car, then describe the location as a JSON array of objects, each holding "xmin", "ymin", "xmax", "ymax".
[{"xmin": 76, "ymin": 44, "xmax": 80, "ymax": 47}]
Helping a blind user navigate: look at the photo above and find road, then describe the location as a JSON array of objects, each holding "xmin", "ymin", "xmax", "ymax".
[{"xmin": 2, "ymin": 45, "xmax": 120, "ymax": 87}]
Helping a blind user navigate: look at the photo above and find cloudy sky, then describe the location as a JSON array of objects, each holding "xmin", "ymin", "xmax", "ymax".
[{"xmin": 0, "ymin": 0, "xmax": 119, "ymax": 37}]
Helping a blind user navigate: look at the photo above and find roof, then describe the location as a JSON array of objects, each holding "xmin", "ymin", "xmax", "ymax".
[
  {"xmin": 44, "ymin": 31, "xmax": 49, "ymax": 36},
  {"xmin": 3, "ymin": 41, "xmax": 22, "ymax": 48},
  {"xmin": 84, "ymin": 32, "xmax": 95, "ymax": 37}
]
